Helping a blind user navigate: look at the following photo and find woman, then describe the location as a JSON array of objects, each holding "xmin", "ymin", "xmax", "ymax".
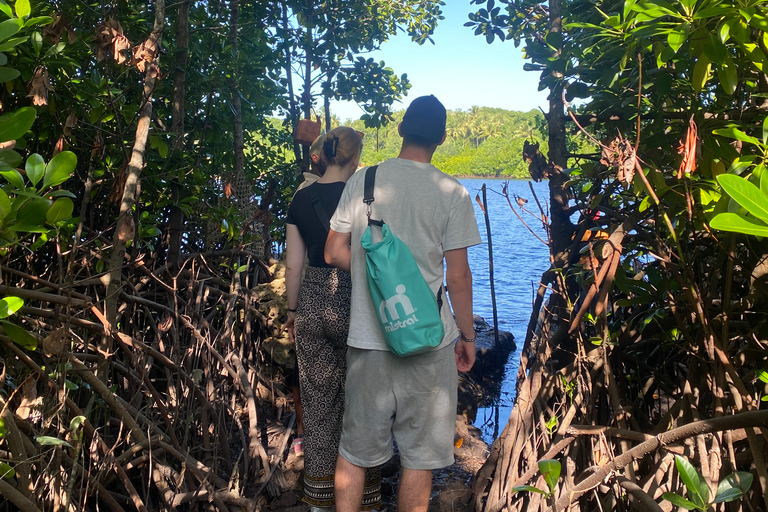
[
  {"xmin": 284, "ymin": 127, "xmax": 380, "ymax": 511},
  {"xmin": 289, "ymin": 132, "xmax": 327, "ymax": 461}
]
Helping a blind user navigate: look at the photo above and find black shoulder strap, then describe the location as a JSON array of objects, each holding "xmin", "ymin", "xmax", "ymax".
[
  {"xmin": 308, "ymin": 184, "xmax": 331, "ymax": 233},
  {"xmin": 363, "ymin": 165, "xmax": 384, "ymax": 227},
  {"xmin": 363, "ymin": 165, "xmax": 378, "ymax": 205}
]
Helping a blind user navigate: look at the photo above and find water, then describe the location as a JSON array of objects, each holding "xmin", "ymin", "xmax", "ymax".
[{"xmin": 459, "ymin": 178, "xmax": 552, "ymax": 443}]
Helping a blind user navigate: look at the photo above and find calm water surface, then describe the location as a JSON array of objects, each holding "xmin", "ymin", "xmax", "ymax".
[{"xmin": 459, "ymin": 178, "xmax": 551, "ymax": 443}]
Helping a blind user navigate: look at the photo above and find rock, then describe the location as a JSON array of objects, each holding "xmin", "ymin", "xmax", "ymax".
[{"xmin": 458, "ymin": 316, "xmax": 516, "ymax": 423}]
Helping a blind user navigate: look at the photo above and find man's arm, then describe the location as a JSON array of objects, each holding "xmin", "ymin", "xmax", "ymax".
[
  {"xmin": 325, "ymin": 229, "xmax": 352, "ymax": 272},
  {"xmin": 445, "ymin": 247, "xmax": 476, "ymax": 372}
]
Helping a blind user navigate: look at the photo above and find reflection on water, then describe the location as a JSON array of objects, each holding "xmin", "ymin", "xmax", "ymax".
[{"xmin": 459, "ymin": 178, "xmax": 551, "ymax": 444}]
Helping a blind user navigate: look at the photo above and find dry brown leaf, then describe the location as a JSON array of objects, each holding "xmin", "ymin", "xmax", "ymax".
[
  {"xmin": 67, "ymin": 28, "xmax": 76, "ymax": 45},
  {"xmin": 109, "ymin": 164, "xmax": 127, "ymax": 203},
  {"xmin": 523, "ymin": 140, "xmax": 550, "ymax": 182},
  {"xmin": 42, "ymin": 327, "xmax": 69, "ymax": 357},
  {"xmin": 113, "ymin": 35, "xmax": 131, "ymax": 64},
  {"xmin": 133, "ymin": 30, "xmax": 161, "ymax": 73},
  {"xmin": 52, "ymin": 136, "xmax": 65, "ymax": 157},
  {"xmin": 64, "ymin": 112, "xmax": 77, "ymax": 136},
  {"xmin": 601, "ymin": 136, "xmax": 636, "ymax": 185},
  {"xmin": 677, "ymin": 115, "xmax": 698, "ymax": 180},
  {"xmin": 90, "ymin": 130, "xmax": 103, "ymax": 161},
  {"xmin": 158, "ymin": 316, "xmax": 173, "ymax": 333},
  {"xmin": 94, "ymin": 17, "xmax": 129, "ymax": 64},
  {"xmin": 43, "ymin": 13, "xmax": 68, "ymax": 44},
  {"xmin": 27, "ymin": 67, "xmax": 53, "ymax": 106},
  {"xmin": 16, "ymin": 378, "xmax": 38, "ymax": 421}
]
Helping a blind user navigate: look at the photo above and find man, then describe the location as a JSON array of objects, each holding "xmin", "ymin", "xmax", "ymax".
[{"xmin": 325, "ymin": 95, "xmax": 481, "ymax": 512}]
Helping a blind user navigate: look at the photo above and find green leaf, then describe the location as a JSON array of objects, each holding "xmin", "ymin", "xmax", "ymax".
[
  {"xmin": 0, "ymin": 461, "xmax": 14, "ymax": 479},
  {"xmin": 511, "ymin": 485, "xmax": 548, "ymax": 495},
  {"xmin": 710, "ymin": 212, "xmax": 768, "ymax": 236},
  {"xmin": 718, "ymin": 22, "xmax": 730, "ymax": 43},
  {"xmin": 0, "ymin": 2, "xmax": 11, "ymax": 18},
  {"xmin": 668, "ymin": 24, "xmax": 690, "ymax": 53},
  {"xmin": 0, "ymin": 19, "xmax": 21, "ymax": 44},
  {"xmin": 25, "ymin": 153, "xmax": 43, "ymax": 187},
  {"xmin": 674, "ymin": 455, "xmax": 706, "ymax": 508},
  {"xmin": 0, "ymin": 107, "xmax": 36, "ymax": 143},
  {"xmin": 0, "ymin": 296, "xmax": 23, "ymax": 318},
  {"xmin": 0, "ymin": 187, "xmax": 10, "ymax": 220},
  {"xmin": 763, "ymin": 116, "xmax": 768, "ymax": 145},
  {"xmin": 0, "ymin": 148, "xmax": 21, "ymax": 168},
  {"xmin": 24, "ymin": 16, "xmax": 53, "ymax": 28},
  {"xmin": 69, "ymin": 415, "xmax": 86, "ymax": 433},
  {"xmin": 1, "ymin": 320, "xmax": 37, "ymax": 350},
  {"xmin": 692, "ymin": 55, "xmax": 711, "ymax": 92},
  {"xmin": 717, "ymin": 174, "xmax": 768, "ymax": 224},
  {"xmin": 46, "ymin": 197, "xmax": 74, "ymax": 224},
  {"xmin": 757, "ymin": 370, "xmax": 768, "ymax": 383},
  {"xmin": 713, "ymin": 472, "xmax": 753, "ymax": 503},
  {"xmin": 712, "ymin": 127, "xmax": 761, "ymax": 146},
  {"xmin": 704, "ymin": 35, "xmax": 727, "ymax": 64},
  {"xmin": 538, "ymin": 459, "xmax": 561, "ymax": 493},
  {"xmin": 0, "ymin": 168, "xmax": 24, "ymax": 189},
  {"xmin": 14, "ymin": 0, "xmax": 29, "ymax": 18},
  {"xmin": 662, "ymin": 492, "xmax": 698, "ymax": 510},
  {"xmin": 545, "ymin": 31, "xmax": 563, "ymax": 49},
  {"xmin": 17, "ymin": 197, "xmax": 51, "ymax": 226},
  {"xmin": 0, "ymin": 417, "xmax": 4, "ymax": 439},
  {"xmin": 762, "ymin": 168, "xmax": 768, "ymax": 198},
  {"xmin": 718, "ymin": 57, "xmax": 738, "ymax": 96},
  {"xmin": 0, "ymin": 35, "xmax": 27, "ymax": 53},
  {"xmin": 749, "ymin": 14, "xmax": 768, "ymax": 32},
  {"xmin": 43, "ymin": 151, "xmax": 76, "ymax": 189},
  {"xmin": 47, "ymin": 189, "xmax": 75, "ymax": 198},
  {"xmin": 34, "ymin": 435, "xmax": 73, "ymax": 448},
  {"xmin": 0, "ymin": 66, "xmax": 18, "ymax": 82}
]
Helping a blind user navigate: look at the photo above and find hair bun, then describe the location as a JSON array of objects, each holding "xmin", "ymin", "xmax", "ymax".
[{"xmin": 323, "ymin": 136, "xmax": 339, "ymax": 159}]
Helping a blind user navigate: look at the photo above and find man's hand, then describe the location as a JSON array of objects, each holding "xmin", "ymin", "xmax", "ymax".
[{"xmin": 454, "ymin": 339, "xmax": 476, "ymax": 372}]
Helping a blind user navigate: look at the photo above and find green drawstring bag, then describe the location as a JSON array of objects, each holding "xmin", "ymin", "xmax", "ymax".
[{"xmin": 361, "ymin": 166, "xmax": 445, "ymax": 357}]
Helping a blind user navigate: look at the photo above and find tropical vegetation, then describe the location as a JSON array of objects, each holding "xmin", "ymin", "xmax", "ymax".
[{"xmin": 465, "ymin": 0, "xmax": 768, "ymax": 510}]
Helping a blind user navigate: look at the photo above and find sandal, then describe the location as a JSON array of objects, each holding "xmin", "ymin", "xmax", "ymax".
[{"xmin": 292, "ymin": 436, "xmax": 304, "ymax": 457}]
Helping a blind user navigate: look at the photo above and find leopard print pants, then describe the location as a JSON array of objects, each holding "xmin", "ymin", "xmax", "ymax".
[{"xmin": 295, "ymin": 266, "xmax": 381, "ymax": 508}]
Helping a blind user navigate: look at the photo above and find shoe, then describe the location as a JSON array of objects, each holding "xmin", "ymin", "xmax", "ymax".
[{"xmin": 292, "ymin": 436, "xmax": 304, "ymax": 457}]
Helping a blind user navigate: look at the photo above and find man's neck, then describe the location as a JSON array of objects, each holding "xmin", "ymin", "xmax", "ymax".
[{"xmin": 397, "ymin": 146, "xmax": 434, "ymax": 163}]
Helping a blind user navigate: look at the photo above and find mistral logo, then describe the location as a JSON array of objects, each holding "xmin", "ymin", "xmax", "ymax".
[{"xmin": 378, "ymin": 284, "xmax": 419, "ymax": 333}]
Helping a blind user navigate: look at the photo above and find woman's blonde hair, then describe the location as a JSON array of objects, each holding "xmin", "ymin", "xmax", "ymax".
[
  {"xmin": 321, "ymin": 126, "xmax": 362, "ymax": 169},
  {"xmin": 309, "ymin": 133, "xmax": 327, "ymax": 176}
]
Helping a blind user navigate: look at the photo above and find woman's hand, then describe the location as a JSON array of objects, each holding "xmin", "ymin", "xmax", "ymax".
[{"xmin": 283, "ymin": 311, "xmax": 296, "ymax": 343}]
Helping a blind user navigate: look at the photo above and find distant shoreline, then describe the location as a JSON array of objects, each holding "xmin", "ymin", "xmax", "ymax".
[{"xmin": 453, "ymin": 175, "xmax": 530, "ymax": 180}]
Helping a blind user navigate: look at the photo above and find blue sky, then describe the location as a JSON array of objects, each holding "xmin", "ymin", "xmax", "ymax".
[{"xmin": 330, "ymin": 1, "xmax": 549, "ymax": 122}]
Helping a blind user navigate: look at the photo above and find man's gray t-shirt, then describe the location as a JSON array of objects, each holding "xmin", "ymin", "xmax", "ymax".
[{"xmin": 330, "ymin": 157, "xmax": 482, "ymax": 351}]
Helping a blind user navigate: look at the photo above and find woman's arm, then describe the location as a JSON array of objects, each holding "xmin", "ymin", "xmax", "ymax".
[{"xmin": 284, "ymin": 223, "xmax": 306, "ymax": 343}]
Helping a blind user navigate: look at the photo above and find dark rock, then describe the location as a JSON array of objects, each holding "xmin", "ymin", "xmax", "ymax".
[{"xmin": 457, "ymin": 316, "xmax": 515, "ymax": 423}]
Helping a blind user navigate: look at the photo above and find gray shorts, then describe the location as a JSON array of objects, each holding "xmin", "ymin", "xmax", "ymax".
[{"xmin": 338, "ymin": 344, "xmax": 458, "ymax": 470}]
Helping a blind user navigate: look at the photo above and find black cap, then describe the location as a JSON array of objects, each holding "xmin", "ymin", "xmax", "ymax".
[{"xmin": 400, "ymin": 95, "xmax": 446, "ymax": 144}]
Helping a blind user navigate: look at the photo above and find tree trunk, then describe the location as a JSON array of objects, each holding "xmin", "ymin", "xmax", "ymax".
[
  {"xmin": 282, "ymin": 0, "xmax": 303, "ymax": 166},
  {"xmin": 545, "ymin": 0, "xmax": 574, "ymax": 260},
  {"xmin": 167, "ymin": 0, "xmax": 190, "ymax": 267},
  {"xmin": 230, "ymin": 0, "xmax": 245, "ymax": 186},
  {"xmin": 101, "ymin": 0, "xmax": 165, "ymax": 379}
]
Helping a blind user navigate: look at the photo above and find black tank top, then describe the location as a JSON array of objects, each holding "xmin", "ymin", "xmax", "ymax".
[{"xmin": 286, "ymin": 182, "xmax": 346, "ymax": 268}]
